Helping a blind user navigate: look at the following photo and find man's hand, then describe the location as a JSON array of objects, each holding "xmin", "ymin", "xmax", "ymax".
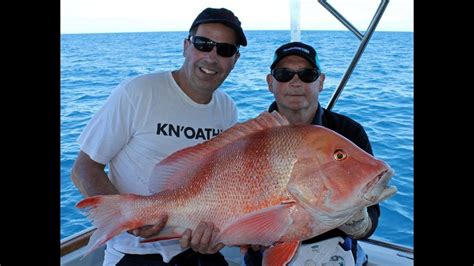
[
  {"xmin": 180, "ymin": 221, "xmax": 225, "ymax": 254},
  {"xmin": 338, "ymin": 208, "xmax": 371, "ymax": 239},
  {"xmin": 127, "ymin": 215, "xmax": 168, "ymax": 238}
]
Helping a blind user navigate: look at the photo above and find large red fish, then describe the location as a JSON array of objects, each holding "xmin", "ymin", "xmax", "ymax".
[{"xmin": 77, "ymin": 111, "xmax": 396, "ymax": 265}]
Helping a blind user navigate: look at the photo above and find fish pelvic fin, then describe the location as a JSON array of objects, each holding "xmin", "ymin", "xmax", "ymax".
[
  {"xmin": 262, "ymin": 240, "xmax": 300, "ymax": 266},
  {"xmin": 148, "ymin": 111, "xmax": 289, "ymax": 194},
  {"xmin": 214, "ymin": 202, "xmax": 295, "ymax": 247},
  {"xmin": 76, "ymin": 194, "xmax": 148, "ymax": 257}
]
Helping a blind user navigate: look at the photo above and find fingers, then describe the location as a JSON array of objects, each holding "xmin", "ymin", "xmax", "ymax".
[
  {"xmin": 127, "ymin": 215, "xmax": 168, "ymax": 238},
  {"xmin": 180, "ymin": 229, "xmax": 192, "ymax": 249},
  {"xmin": 208, "ymin": 226, "xmax": 224, "ymax": 253},
  {"xmin": 209, "ymin": 243, "xmax": 225, "ymax": 254},
  {"xmin": 151, "ymin": 215, "xmax": 169, "ymax": 232},
  {"xmin": 190, "ymin": 221, "xmax": 213, "ymax": 253},
  {"xmin": 132, "ymin": 228, "xmax": 141, "ymax": 236},
  {"xmin": 181, "ymin": 221, "xmax": 224, "ymax": 254}
]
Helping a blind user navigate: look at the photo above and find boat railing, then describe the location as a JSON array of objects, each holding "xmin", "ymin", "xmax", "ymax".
[
  {"xmin": 361, "ymin": 238, "xmax": 413, "ymax": 254},
  {"xmin": 60, "ymin": 226, "xmax": 96, "ymax": 257},
  {"xmin": 61, "ymin": 226, "xmax": 414, "ymax": 256},
  {"xmin": 318, "ymin": 0, "xmax": 390, "ymax": 111}
]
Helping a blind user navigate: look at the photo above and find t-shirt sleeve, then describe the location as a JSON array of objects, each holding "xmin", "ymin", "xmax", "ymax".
[
  {"xmin": 218, "ymin": 92, "xmax": 238, "ymax": 130},
  {"xmin": 228, "ymin": 100, "xmax": 238, "ymax": 128},
  {"xmin": 77, "ymin": 82, "xmax": 135, "ymax": 164}
]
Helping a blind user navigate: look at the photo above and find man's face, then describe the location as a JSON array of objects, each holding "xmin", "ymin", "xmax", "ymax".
[
  {"xmin": 267, "ymin": 55, "xmax": 324, "ymax": 113},
  {"xmin": 182, "ymin": 23, "xmax": 240, "ymax": 96}
]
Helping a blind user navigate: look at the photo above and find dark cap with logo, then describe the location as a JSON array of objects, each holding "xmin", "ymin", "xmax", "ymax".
[
  {"xmin": 190, "ymin": 7, "xmax": 247, "ymax": 47},
  {"xmin": 271, "ymin": 42, "xmax": 321, "ymax": 70}
]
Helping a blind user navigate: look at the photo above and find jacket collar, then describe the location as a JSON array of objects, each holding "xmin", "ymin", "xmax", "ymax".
[{"xmin": 268, "ymin": 101, "xmax": 324, "ymax": 125}]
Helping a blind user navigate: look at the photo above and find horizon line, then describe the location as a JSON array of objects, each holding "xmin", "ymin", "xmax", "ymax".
[{"xmin": 61, "ymin": 28, "xmax": 414, "ymax": 35}]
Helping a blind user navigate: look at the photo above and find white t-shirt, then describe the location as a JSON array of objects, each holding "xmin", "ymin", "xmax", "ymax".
[{"xmin": 77, "ymin": 71, "xmax": 237, "ymax": 262}]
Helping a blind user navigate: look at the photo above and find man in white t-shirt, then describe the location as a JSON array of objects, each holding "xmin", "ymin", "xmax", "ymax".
[{"xmin": 71, "ymin": 7, "xmax": 247, "ymax": 266}]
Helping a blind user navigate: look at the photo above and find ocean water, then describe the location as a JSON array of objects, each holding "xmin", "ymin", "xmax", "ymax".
[{"xmin": 60, "ymin": 30, "xmax": 413, "ymax": 248}]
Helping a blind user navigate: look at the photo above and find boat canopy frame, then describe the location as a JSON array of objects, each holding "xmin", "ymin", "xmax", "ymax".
[{"xmin": 318, "ymin": 0, "xmax": 390, "ymax": 111}]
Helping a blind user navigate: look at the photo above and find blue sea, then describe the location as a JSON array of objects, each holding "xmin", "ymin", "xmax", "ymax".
[{"xmin": 61, "ymin": 30, "xmax": 413, "ymax": 248}]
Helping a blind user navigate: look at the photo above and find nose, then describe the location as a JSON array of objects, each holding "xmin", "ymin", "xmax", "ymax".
[
  {"xmin": 289, "ymin": 74, "xmax": 303, "ymax": 85},
  {"xmin": 205, "ymin": 46, "xmax": 219, "ymax": 61}
]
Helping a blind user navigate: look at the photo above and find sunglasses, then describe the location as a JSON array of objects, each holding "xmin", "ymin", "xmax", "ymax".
[
  {"xmin": 188, "ymin": 35, "xmax": 239, "ymax": 57},
  {"xmin": 271, "ymin": 68, "xmax": 320, "ymax": 83}
]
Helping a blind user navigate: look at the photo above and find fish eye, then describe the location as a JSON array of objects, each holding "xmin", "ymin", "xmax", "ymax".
[{"xmin": 333, "ymin": 149, "xmax": 347, "ymax": 161}]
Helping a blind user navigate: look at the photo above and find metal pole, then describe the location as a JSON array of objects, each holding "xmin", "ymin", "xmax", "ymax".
[{"xmin": 318, "ymin": 0, "xmax": 390, "ymax": 111}]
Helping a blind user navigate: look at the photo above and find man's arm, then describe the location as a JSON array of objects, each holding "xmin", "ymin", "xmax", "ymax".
[
  {"xmin": 71, "ymin": 150, "xmax": 168, "ymax": 238},
  {"xmin": 71, "ymin": 150, "xmax": 118, "ymax": 197}
]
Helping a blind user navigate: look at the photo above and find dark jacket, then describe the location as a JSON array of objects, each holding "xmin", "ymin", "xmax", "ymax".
[{"xmin": 244, "ymin": 102, "xmax": 380, "ymax": 265}]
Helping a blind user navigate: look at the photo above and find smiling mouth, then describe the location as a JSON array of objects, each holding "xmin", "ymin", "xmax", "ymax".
[{"xmin": 200, "ymin": 67, "xmax": 217, "ymax": 75}]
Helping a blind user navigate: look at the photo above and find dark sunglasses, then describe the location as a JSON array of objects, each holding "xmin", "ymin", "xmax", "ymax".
[
  {"xmin": 271, "ymin": 68, "xmax": 320, "ymax": 83},
  {"xmin": 188, "ymin": 35, "xmax": 239, "ymax": 57}
]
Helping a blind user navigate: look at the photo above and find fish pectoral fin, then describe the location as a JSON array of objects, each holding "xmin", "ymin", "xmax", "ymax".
[
  {"xmin": 139, "ymin": 226, "xmax": 182, "ymax": 243},
  {"xmin": 215, "ymin": 203, "xmax": 295, "ymax": 246},
  {"xmin": 262, "ymin": 240, "xmax": 300, "ymax": 266}
]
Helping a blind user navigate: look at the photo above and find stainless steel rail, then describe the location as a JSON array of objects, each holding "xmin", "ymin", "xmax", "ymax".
[{"xmin": 318, "ymin": 0, "xmax": 390, "ymax": 111}]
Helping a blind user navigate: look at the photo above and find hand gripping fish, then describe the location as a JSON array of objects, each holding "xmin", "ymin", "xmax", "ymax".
[{"xmin": 77, "ymin": 111, "xmax": 397, "ymax": 265}]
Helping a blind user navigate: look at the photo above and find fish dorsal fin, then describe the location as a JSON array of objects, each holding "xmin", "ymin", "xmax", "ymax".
[{"xmin": 149, "ymin": 111, "xmax": 289, "ymax": 193}]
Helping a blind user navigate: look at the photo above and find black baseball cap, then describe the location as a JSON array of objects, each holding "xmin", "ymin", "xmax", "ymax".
[
  {"xmin": 270, "ymin": 42, "xmax": 321, "ymax": 71},
  {"xmin": 190, "ymin": 7, "xmax": 247, "ymax": 47}
]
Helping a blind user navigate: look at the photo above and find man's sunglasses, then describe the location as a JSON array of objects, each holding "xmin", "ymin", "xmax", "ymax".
[
  {"xmin": 188, "ymin": 36, "xmax": 239, "ymax": 57},
  {"xmin": 271, "ymin": 68, "xmax": 320, "ymax": 83}
]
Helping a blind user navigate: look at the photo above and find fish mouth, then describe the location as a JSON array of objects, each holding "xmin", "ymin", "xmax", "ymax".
[{"xmin": 361, "ymin": 168, "xmax": 397, "ymax": 203}]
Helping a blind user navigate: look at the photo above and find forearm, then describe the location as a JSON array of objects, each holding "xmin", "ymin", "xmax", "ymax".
[{"xmin": 71, "ymin": 150, "xmax": 119, "ymax": 197}]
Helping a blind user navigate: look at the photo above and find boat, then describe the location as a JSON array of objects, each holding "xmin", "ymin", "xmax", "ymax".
[
  {"xmin": 61, "ymin": 226, "xmax": 413, "ymax": 265},
  {"xmin": 60, "ymin": 0, "xmax": 413, "ymax": 264}
]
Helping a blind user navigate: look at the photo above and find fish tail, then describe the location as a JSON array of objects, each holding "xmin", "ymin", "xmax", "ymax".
[{"xmin": 76, "ymin": 194, "xmax": 146, "ymax": 257}]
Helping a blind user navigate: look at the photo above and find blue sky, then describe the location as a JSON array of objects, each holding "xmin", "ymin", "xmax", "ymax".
[{"xmin": 61, "ymin": 0, "xmax": 413, "ymax": 34}]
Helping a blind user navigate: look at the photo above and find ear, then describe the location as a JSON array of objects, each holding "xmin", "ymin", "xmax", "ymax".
[
  {"xmin": 233, "ymin": 51, "xmax": 241, "ymax": 65},
  {"xmin": 267, "ymin": 74, "xmax": 274, "ymax": 93},
  {"xmin": 183, "ymin": 38, "xmax": 190, "ymax": 57},
  {"xmin": 319, "ymin": 73, "xmax": 326, "ymax": 92}
]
